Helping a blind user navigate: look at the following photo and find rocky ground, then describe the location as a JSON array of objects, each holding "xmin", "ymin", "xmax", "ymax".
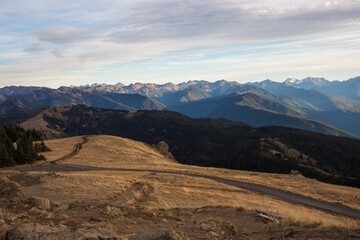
[{"xmin": 0, "ymin": 172, "xmax": 359, "ymax": 240}]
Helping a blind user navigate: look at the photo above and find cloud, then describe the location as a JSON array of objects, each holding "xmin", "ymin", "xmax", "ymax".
[
  {"xmin": 24, "ymin": 43, "xmax": 46, "ymax": 52},
  {"xmin": 1, "ymin": 0, "xmax": 360, "ymax": 87},
  {"xmin": 3, "ymin": 11, "xmax": 31, "ymax": 17},
  {"xmin": 108, "ymin": 0, "xmax": 360, "ymax": 43},
  {"xmin": 37, "ymin": 26, "xmax": 95, "ymax": 44},
  {"xmin": 51, "ymin": 48, "xmax": 65, "ymax": 58}
]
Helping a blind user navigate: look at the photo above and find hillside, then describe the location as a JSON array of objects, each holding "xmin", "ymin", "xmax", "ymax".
[
  {"xmin": 13, "ymin": 105, "xmax": 360, "ymax": 187},
  {"xmin": 0, "ymin": 135, "xmax": 359, "ymax": 238},
  {"xmin": 159, "ymin": 86, "xmax": 212, "ymax": 106},
  {"xmin": 251, "ymin": 80, "xmax": 360, "ymax": 136},
  {"xmin": 171, "ymin": 92, "xmax": 353, "ymax": 137},
  {"xmin": 0, "ymin": 97, "xmax": 45, "ymax": 114},
  {"xmin": 251, "ymin": 80, "xmax": 360, "ymax": 112}
]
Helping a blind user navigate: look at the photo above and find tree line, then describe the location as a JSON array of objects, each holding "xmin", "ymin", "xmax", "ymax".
[{"xmin": 0, "ymin": 124, "xmax": 50, "ymax": 167}]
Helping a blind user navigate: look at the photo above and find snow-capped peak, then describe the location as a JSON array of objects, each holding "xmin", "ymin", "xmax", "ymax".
[{"xmin": 284, "ymin": 78, "xmax": 302, "ymax": 85}]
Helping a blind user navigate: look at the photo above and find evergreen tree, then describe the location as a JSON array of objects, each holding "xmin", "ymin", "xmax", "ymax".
[
  {"xmin": 0, "ymin": 124, "xmax": 49, "ymax": 166},
  {"xmin": 40, "ymin": 141, "xmax": 50, "ymax": 152},
  {"xmin": 0, "ymin": 144, "xmax": 15, "ymax": 167}
]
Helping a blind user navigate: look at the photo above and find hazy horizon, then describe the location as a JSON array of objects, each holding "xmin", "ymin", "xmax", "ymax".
[{"xmin": 1, "ymin": 0, "xmax": 360, "ymax": 88}]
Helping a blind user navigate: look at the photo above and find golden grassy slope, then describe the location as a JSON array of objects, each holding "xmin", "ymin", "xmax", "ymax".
[{"xmin": 40, "ymin": 135, "xmax": 360, "ymax": 229}]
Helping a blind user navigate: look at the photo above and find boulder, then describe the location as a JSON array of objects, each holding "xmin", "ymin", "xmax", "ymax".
[
  {"xmin": 3, "ymin": 223, "xmax": 80, "ymax": 240},
  {"xmin": 131, "ymin": 229, "xmax": 188, "ymax": 240},
  {"xmin": 289, "ymin": 170, "xmax": 301, "ymax": 176},
  {"xmin": 2, "ymin": 223, "xmax": 126, "ymax": 240},
  {"xmin": 154, "ymin": 141, "xmax": 175, "ymax": 160},
  {"xmin": 0, "ymin": 177, "xmax": 29, "ymax": 203},
  {"xmin": 30, "ymin": 197, "xmax": 51, "ymax": 210}
]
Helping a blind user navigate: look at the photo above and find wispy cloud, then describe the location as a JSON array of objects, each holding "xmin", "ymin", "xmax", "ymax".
[
  {"xmin": 37, "ymin": 26, "xmax": 96, "ymax": 45},
  {"xmin": 108, "ymin": 0, "xmax": 360, "ymax": 43}
]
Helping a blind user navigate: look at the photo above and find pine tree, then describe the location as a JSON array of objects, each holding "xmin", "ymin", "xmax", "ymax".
[
  {"xmin": 0, "ymin": 144, "xmax": 15, "ymax": 167},
  {"xmin": 40, "ymin": 141, "xmax": 50, "ymax": 152},
  {"xmin": 0, "ymin": 124, "xmax": 49, "ymax": 165}
]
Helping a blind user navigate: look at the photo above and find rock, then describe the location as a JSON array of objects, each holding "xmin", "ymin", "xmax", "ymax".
[
  {"xmin": 30, "ymin": 197, "xmax": 51, "ymax": 210},
  {"xmin": 131, "ymin": 229, "xmax": 188, "ymax": 240},
  {"xmin": 154, "ymin": 141, "xmax": 175, "ymax": 160},
  {"xmin": 28, "ymin": 207, "xmax": 45, "ymax": 216},
  {"xmin": 0, "ymin": 225, "xmax": 7, "ymax": 239},
  {"xmin": 4, "ymin": 223, "xmax": 79, "ymax": 240},
  {"xmin": 106, "ymin": 205, "xmax": 112, "ymax": 214},
  {"xmin": 289, "ymin": 170, "xmax": 301, "ymax": 175},
  {"xmin": 196, "ymin": 208, "xmax": 206, "ymax": 213},
  {"xmin": 76, "ymin": 222, "xmax": 123, "ymax": 239},
  {"xmin": 209, "ymin": 231, "xmax": 220, "ymax": 238},
  {"xmin": 3, "ymin": 223, "xmax": 125, "ymax": 240},
  {"xmin": 0, "ymin": 219, "xmax": 4, "ymax": 226},
  {"xmin": 7, "ymin": 216, "xmax": 17, "ymax": 223},
  {"xmin": 0, "ymin": 177, "xmax": 29, "ymax": 203},
  {"xmin": 107, "ymin": 207, "xmax": 125, "ymax": 217},
  {"xmin": 200, "ymin": 221, "xmax": 217, "ymax": 232}
]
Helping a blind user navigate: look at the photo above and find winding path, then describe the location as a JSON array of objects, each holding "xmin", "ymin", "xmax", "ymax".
[
  {"xmin": 2, "ymin": 137, "xmax": 360, "ymax": 220},
  {"xmin": 49, "ymin": 136, "xmax": 89, "ymax": 164}
]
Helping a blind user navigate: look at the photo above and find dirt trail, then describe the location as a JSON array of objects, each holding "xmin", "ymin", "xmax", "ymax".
[{"xmin": 49, "ymin": 136, "xmax": 89, "ymax": 164}]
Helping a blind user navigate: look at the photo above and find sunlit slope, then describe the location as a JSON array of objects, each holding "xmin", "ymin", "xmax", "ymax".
[
  {"xmin": 45, "ymin": 135, "xmax": 177, "ymax": 169},
  {"xmin": 43, "ymin": 135, "xmax": 360, "ymax": 214}
]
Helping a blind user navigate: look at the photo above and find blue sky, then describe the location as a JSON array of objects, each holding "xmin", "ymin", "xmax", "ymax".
[{"xmin": 1, "ymin": 0, "xmax": 360, "ymax": 88}]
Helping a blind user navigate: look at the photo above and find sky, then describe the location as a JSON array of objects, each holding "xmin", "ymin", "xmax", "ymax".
[{"xmin": 0, "ymin": 0, "xmax": 360, "ymax": 88}]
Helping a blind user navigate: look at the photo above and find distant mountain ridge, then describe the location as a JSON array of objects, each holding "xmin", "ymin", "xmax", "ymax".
[
  {"xmin": 1, "ymin": 76, "xmax": 360, "ymax": 137},
  {"xmin": 0, "ymin": 86, "xmax": 44, "ymax": 96},
  {"xmin": 171, "ymin": 92, "xmax": 354, "ymax": 138},
  {"xmin": 250, "ymin": 78, "xmax": 360, "ymax": 136},
  {"xmin": 277, "ymin": 76, "xmax": 360, "ymax": 101},
  {"xmin": 0, "ymin": 87, "xmax": 165, "ymax": 114}
]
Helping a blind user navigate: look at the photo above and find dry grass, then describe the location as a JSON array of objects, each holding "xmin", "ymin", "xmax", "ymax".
[
  {"xmin": 57, "ymin": 135, "xmax": 178, "ymax": 168},
  {"xmin": 22, "ymin": 170, "xmax": 360, "ymax": 229},
  {"xmin": 39, "ymin": 135, "xmax": 360, "ymax": 229},
  {"xmin": 44, "ymin": 135, "xmax": 360, "ymax": 211},
  {"xmin": 42, "ymin": 136, "xmax": 84, "ymax": 161}
]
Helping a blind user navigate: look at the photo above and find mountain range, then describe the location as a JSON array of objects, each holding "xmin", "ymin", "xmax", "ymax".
[
  {"xmin": 0, "ymin": 87, "xmax": 165, "ymax": 114},
  {"xmin": 1, "ymin": 76, "xmax": 360, "ymax": 137},
  {"xmin": 282, "ymin": 76, "xmax": 360, "ymax": 100}
]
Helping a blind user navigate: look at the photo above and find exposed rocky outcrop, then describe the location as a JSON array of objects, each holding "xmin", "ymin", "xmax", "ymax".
[
  {"xmin": 0, "ymin": 177, "xmax": 29, "ymax": 203},
  {"xmin": 154, "ymin": 141, "xmax": 175, "ymax": 160},
  {"xmin": 0, "ymin": 223, "xmax": 124, "ymax": 240},
  {"xmin": 0, "ymin": 223, "xmax": 189, "ymax": 240},
  {"xmin": 130, "ymin": 229, "xmax": 188, "ymax": 240}
]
